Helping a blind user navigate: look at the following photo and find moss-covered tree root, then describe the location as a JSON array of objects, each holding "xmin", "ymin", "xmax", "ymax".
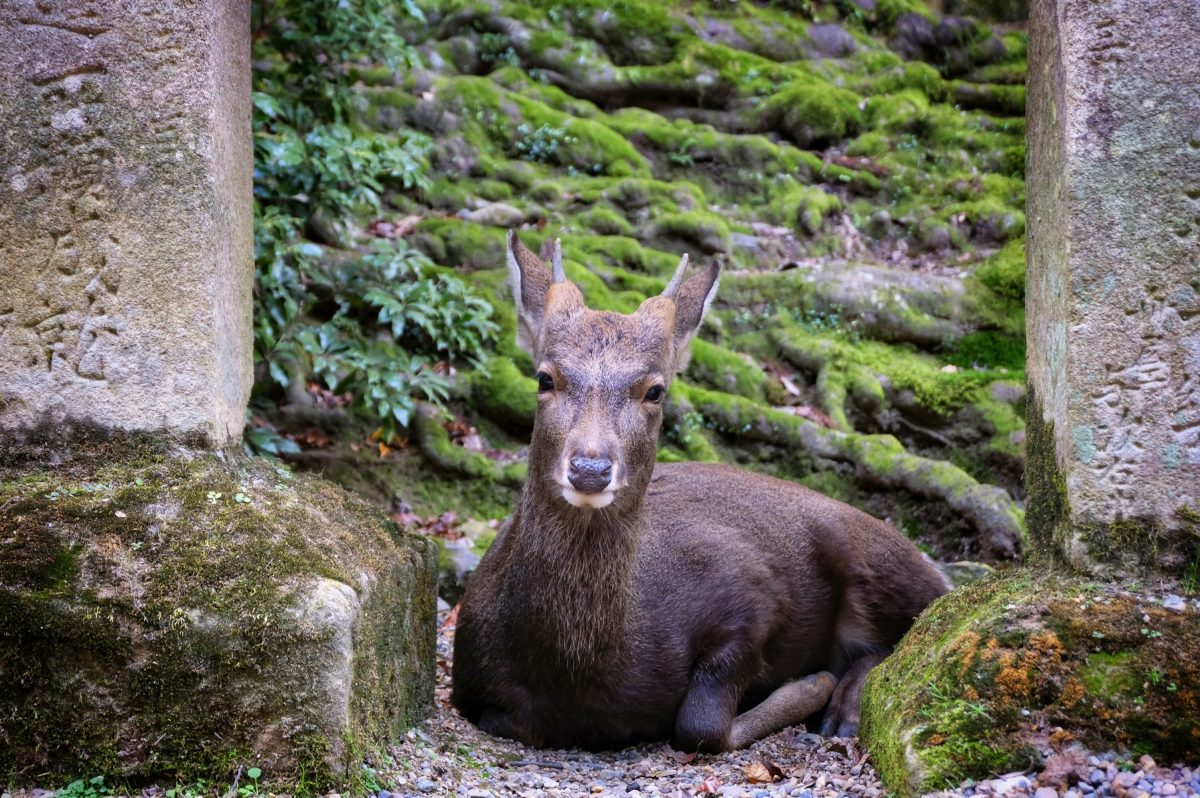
[{"xmin": 677, "ymin": 383, "xmax": 1024, "ymax": 559}]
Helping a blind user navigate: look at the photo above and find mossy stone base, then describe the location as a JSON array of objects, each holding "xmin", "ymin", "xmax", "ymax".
[
  {"xmin": 0, "ymin": 430, "xmax": 437, "ymax": 787},
  {"xmin": 861, "ymin": 568, "xmax": 1200, "ymax": 797}
]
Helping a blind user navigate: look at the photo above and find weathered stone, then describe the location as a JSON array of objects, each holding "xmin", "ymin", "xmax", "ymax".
[
  {"xmin": 0, "ymin": 430, "xmax": 437, "ymax": 784},
  {"xmin": 0, "ymin": 1, "xmax": 253, "ymax": 446},
  {"xmin": 864, "ymin": 3, "xmax": 1200, "ymax": 794},
  {"xmin": 862, "ymin": 568, "xmax": 1200, "ymax": 797},
  {"xmin": 1026, "ymin": 0, "xmax": 1200, "ymax": 575}
]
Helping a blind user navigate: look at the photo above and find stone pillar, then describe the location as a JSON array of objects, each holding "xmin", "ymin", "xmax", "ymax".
[
  {"xmin": 1026, "ymin": 0, "xmax": 1200, "ymax": 574},
  {"xmin": 862, "ymin": 5, "xmax": 1200, "ymax": 793},
  {"xmin": 0, "ymin": 0, "xmax": 253, "ymax": 446}
]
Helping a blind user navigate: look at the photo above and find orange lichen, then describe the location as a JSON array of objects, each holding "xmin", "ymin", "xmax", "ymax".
[{"xmin": 1060, "ymin": 677, "xmax": 1084, "ymax": 708}]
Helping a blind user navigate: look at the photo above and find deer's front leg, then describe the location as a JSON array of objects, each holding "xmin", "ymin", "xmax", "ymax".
[
  {"xmin": 674, "ymin": 670, "xmax": 740, "ymax": 752},
  {"xmin": 674, "ymin": 639, "xmax": 760, "ymax": 752},
  {"xmin": 729, "ymin": 672, "xmax": 837, "ymax": 748}
]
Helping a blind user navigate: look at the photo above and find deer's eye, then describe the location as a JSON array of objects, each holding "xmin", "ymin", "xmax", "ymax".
[
  {"xmin": 536, "ymin": 371, "xmax": 555, "ymax": 393},
  {"xmin": 644, "ymin": 385, "xmax": 665, "ymax": 403}
]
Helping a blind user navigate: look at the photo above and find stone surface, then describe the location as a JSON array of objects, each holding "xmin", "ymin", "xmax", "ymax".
[
  {"xmin": 1026, "ymin": 0, "xmax": 1200, "ymax": 574},
  {"xmin": 861, "ymin": 569, "xmax": 1200, "ymax": 797},
  {"xmin": 0, "ymin": 430, "xmax": 437, "ymax": 783},
  {"xmin": 0, "ymin": 1, "xmax": 253, "ymax": 446}
]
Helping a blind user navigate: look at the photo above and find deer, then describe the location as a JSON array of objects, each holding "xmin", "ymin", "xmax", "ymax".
[{"xmin": 450, "ymin": 231, "xmax": 950, "ymax": 752}]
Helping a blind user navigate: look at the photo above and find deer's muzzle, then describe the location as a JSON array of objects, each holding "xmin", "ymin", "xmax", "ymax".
[{"xmin": 567, "ymin": 456, "xmax": 614, "ymax": 494}]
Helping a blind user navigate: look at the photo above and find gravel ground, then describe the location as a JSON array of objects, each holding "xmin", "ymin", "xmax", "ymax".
[
  {"xmin": 5, "ymin": 612, "xmax": 1199, "ymax": 798},
  {"xmin": 370, "ymin": 611, "xmax": 887, "ymax": 798}
]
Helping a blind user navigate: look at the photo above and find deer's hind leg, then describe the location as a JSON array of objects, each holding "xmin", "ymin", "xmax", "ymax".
[
  {"xmin": 818, "ymin": 652, "xmax": 887, "ymax": 737},
  {"xmin": 728, "ymin": 672, "xmax": 837, "ymax": 749}
]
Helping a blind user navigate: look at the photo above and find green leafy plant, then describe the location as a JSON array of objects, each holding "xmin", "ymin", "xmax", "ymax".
[
  {"xmin": 514, "ymin": 123, "xmax": 577, "ymax": 163},
  {"xmin": 238, "ymin": 767, "xmax": 263, "ymax": 798},
  {"xmin": 249, "ymin": 0, "xmax": 498, "ymax": 443},
  {"xmin": 57, "ymin": 777, "xmax": 110, "ymax": 798}
]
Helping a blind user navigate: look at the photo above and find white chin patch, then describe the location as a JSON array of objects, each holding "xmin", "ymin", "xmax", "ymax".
[{"xmin": 562, "ymin": 487, "xmax": 615, "ymax": 509}]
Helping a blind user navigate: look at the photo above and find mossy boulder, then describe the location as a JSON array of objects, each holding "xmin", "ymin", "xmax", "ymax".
[
  {"xmin": 0, "ymin": 429, "xmax": 437, "ymax": 788},
  {"xmin": 861, "ymin": 568, "xmax": 1200, "ymax": 796}
]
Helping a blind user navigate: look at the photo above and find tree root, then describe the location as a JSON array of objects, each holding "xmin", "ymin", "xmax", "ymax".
[
  {"xmin": 677, "ymin": 383, "xmax": 1023, "ymax": 560},
  {"xmin": 413, "ymin": 403, "xmax": 527, "ymax": 488}
]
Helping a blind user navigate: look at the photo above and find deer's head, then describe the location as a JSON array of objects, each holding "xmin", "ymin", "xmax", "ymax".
[{"xmin": 507, "ymin": 231, "xmax": 719, "ymax": 511}]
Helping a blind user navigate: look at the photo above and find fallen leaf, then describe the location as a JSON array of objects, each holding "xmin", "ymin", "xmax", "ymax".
[
  {"xmin": 459, "ymin": 433, "xmax": 486, "ymax": 452},
  {"xmin": 744, "ymin": 762, "xmax": 773, "ymax": 784},
  {"xmin": 697, "ymin": 775, "xmax": 721, "ymax": 795},
  {"xmin": 781, "ymin": 405, "xmax": 837, "ymax": 429},
  {"xmin": 1037, "ymin": 748, "xmax": 1089, "ymax": 791},
  {"xmin": 391, "ymin": 510, "xmax": 422, "ymax": 527},
  {"xmin": 288, "ymin": 427, "xmax": 332, "ymax": 448},
  {"xmin": 378, "ymin": 441, "xmax": 391, "ymax": 458},
  {"xmin": 940, "ymin": 364, "xmax": 959, "ymax": 373},
  {"xmin": 762, "ymin": 757, "xmax": 785, "ymax": 782},
  {"xmin": 827, "ymin": 153, "xmax": 889, "ymax": 177},
  {"xmin": 780, "ymin": 374, "xmax": 802, "ymax": 397},
  {"xmin": 664, "ymin": 746, "xmax": 696, "ymax": 765},
  {"xmin": 395, "ymin": 214, "xmax": 423, "ymax": 237}
]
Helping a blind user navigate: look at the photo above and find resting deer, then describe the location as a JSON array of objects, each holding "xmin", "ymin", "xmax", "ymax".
[{"xmin": 451, "ymin": 232, "xmax": 949, "ymax": 751}]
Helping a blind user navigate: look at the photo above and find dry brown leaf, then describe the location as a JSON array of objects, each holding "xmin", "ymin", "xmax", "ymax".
[
  {"xmin": 391, "ymin": 510, "xmax": 422, "ymax": 527},
  {"xmin": 780, "ymin": 374, "xmax": 802, "ymax": 397},
  {"xmin": 395, "ymin": 214, "xmax": 423, "ymax": 237},
  {"xmin": 782, "ymin": 404, "xmax": 837, "ymax": 429},
  {"xmin": 664, "ymin": 746, "xmax": 696, "ymax": 765},
  {"xmin": 744, "ymin": 762, "xmax": 773, "ymax": 784},
  {"xmin": 459, "ymin": 433, "xmax": 486, "ymax": 452},
  {"xmin": 289, "ymin": 428, "xmax": 332, "ymax": 448},
  {"xmin": 378, "ymin": 441, "xmax": 391, "ymax": 458},
  {"xmin": 697, "ymin": 775, "xmax": 721, "ymax": 795}
]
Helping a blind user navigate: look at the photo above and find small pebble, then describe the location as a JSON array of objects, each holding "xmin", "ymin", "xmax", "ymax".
[
  {"xmin": 415, "ymin": 780, "xmax": 436, "ymax": 793},
  {"xmin": 1036, "ymin": 788, "xmax": 1059, "ymax": 798}
]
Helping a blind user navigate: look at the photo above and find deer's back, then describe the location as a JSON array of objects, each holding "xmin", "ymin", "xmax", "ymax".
[{"xmin": 640, "ymin": 461, "xmax": 947, "ymax": 646}]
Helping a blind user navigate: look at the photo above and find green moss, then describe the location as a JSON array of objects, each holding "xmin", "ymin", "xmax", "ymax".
[
  {"xmin": 951, "ymin": 81, "xmax": 1026, "ymax": 116},
  {"xmin": 773, "ymin": 321, "xmax": 1002, "ymax": 417},
  {"xmin": 762, "ymin": 185, "xmax": 843, "ymax": 235},
  {"xmin": 466, "ymin": 355, "xmax": 537, "ymax": 431},
  {"xmin": 1023, "ymin": 385, "xmax": 1069, "ymax": 563},
  {"xmin": 1079, "ymin": 652, "xmax": 1139, "ymax": 699},
  {"xmin": 863, "ymin": 569, "xmax": 1200, "ymax": 796},
  {"xmin": 974, "ymin": 239, "xmax": 1026, "ymax": 303},
  {"xmin": 476, "ymin": 179, "xmax": 514, "ymax": 201},
  {"xmin": 411, "ymin": 217, "xmax": 508, "ymax": 271},
  {"xmin": 946, "ymin": 331, "xmax": 1024, "ymax": 371},
  {"xmin": 578, "ymin": 205, "xmax": 634, "ymax": 237},
  {"xmin": 758, "ymin": 80, "xmax": 865, "ymax": 148},
  {"xmin": 440, "ymin": 75, "xmax": 652, "ymax": 177},
  {"xmin": 413, "ymin": 405, "xmax": 526, "ymax": 488},
  {"xmin": 685, "ymin": 338, "xmax": 771, "ymax": 402},
  {"xmin": 648, "ymin": 210, "xmax": 731, "ymax": 254},
  {"xmin": 0, "ymin": 429, "xmax": 436, "ymax": 787}
]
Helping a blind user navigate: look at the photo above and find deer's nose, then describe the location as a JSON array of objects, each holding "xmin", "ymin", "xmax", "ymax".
[{"xmin": 567, "ymin": 456, "xmax": 613, "ymax": 494}]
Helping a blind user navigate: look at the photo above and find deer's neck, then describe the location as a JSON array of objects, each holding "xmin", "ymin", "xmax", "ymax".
[{"xmin": 506, "ymin": 479, "xmax": 645, "ymax": 669}]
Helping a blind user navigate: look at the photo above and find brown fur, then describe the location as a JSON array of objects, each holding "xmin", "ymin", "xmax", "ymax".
[{"xmin": 451, "ymin": 233, "xmax": 949, "ymax": 751}]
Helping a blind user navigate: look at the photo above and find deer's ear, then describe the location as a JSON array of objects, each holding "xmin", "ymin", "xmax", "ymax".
[
  {"xmin": 506, "ymin": 231, "xmax": 553, "ymax": 357},
  {"xmin": 665, "ymin": 258, "xmax": 720, "ymax": 372}
]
